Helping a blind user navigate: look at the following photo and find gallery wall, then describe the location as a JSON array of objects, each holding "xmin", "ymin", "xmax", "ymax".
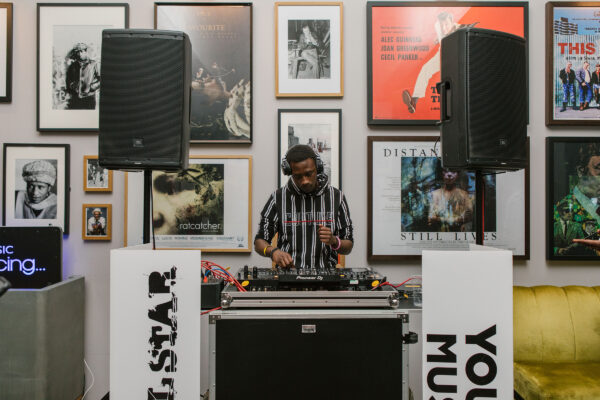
[{"xmin": 1, "ymin": 0, "xmax": 599, "ymax": 398}]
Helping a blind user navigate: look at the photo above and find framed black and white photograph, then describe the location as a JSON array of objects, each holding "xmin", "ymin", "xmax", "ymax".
[
  {"xmin": 547, "ymin": 137, "xmax": 600, "ymax": 260},
  {"xmin": 37, "ymin": 3, "xmax": 129, "ymax": 131},
  {"xmin": 2, "ymin": 143, "xmax": 70, "ymax": 234},
  {"xmin": 151, "ymin": 155, "xmax": 252, "ymax": 252},
  {"xmin": 155, "ymin": 2, "xmax": 252, "ymax": 143},
  {"xmin": 278, "ymin": 109, "xmax": 341, "ymax": 189},
  {"xmin": 0, "ymin": 3, "xmax": 12, "ymax": 103},
  {"xmin": 368, "ymin": 136, "xmax": 529, "ymax": 260},
  {"xmin": 82, "ymin": 204, "xmax": 111, "ymax": 240},
  {"xmin": 84, "ymin": 155, "xmax": 112, "ymax": 192},
  {"xmin": 275, "ymin": 2, "xmax": 343, "ymax": 97}
]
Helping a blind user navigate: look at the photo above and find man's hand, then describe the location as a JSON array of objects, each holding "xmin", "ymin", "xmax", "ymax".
[
  {"xmin": 272, "ymin": 249, "xmax": 294, "ymax": 268},
  {"xmin": 318, "ymin": 224, "xmax": 336, "ymax": 246},
  {"xmin": 572, "ymin": 238, "xmax": 600, "ymax": 250}
]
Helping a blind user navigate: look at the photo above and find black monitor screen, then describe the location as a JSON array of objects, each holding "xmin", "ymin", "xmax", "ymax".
[{"xmin": 0, "ymin": 227, "xmax": 62, "ymax": 289}]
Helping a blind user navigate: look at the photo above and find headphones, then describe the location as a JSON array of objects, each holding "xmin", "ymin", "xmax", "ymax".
[{"xmin": 281, "ymin": 147, "xmax": 324, "ymax": 176}]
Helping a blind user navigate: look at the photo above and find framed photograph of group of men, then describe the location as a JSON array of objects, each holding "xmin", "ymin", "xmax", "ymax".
[{"xmin": 0, "ymin": 3, "xmax": 12, "ymax": 103}]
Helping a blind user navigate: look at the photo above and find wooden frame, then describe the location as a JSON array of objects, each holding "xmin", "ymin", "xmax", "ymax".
[
  {"xmin": 2, "ymin": 143, "xmax": 70, "ymax": 234},
  {"xmin": 368, "ymin": 136, "xmax": 530, "ymax": 260},
  {"xmin": 155, "ymin": 2, "xmax": 253, "ymax": 143},
  {"xmin": 275, "ymin": 2, "xmax": 343, "ymax": 97},
  {"xmin": 546, "ymin": 137, "xmax": 600, "ymax": 260},
  {"xmin": 83, "ymin": 155, "xmax": 113, "ymax": 192},
  {"xmin": 82, "ymin": 203, "xmax": 111, "ymax": 240},
  {"xmin": 0, "ymin": 3, "xmax": 13, "ymax": 103},
  {"xmin": 545, "ymin": 2, "xmax": 600, "ymax": 126},
  {"xmin": 278, "ymin": 109, "xmax": 342, "ymax": 189},
  {"xmin": 36, "ymin": 3, "xmax": 129, "ymax": 132},
  {"xmin": 367, "ymin": 1, "xmax": 528, "ymax": 126}
]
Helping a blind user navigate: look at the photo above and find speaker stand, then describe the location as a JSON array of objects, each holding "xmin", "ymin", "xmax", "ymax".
[
  {"xmin": 475, "ymin": 170, "xmax": 485, "ymax": 246},
  {"xmin": 143, "ymin": 169, "xmax": 152, "ymax": 244}
]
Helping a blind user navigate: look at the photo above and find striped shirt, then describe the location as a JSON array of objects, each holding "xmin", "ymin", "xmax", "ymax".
[{"xmin": 256, "ymin": 177, "xmax": 353, "ymax": 269}]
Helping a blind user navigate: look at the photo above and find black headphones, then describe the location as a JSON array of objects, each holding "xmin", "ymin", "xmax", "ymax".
[{"xmin": 281, "ymin": 147, "xmax": 324, "ymax": 176}]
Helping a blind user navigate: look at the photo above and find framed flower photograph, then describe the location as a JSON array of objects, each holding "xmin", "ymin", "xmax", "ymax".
[
  {"xmin": 155, "ymin": 2, "xmax": 252, "ymax": 143},
  {"xmin": 82, "ymin": 204, "xmax": 111, "ymax": 240},
  {"xmin": 275, "ymin": 2, "xmax": 343, "ymax": 97},
  {"xmin": 0, "ymin": 3, "xmax": 13, "ymax": 103},
  {"xmin": 2, "ymin": 143, "xmax": 70, "ymax": 234},
  {"xmin": 368, "ymin": 136, "xmax": 529, "ymax": 260},
  {"xmin": 83, "ymin": 155, "xmax": 112, "ymax": 192},
  {"xmin": 278, "ymin": 109, "xmax": 341, "ymax": 189},
  {"xmin": 547, "ymin": 137, "xmax": 600, "ymax": 260},
  {"xmin": 37, "ymin": 3, "xmax": 129, "ymax": 131}
]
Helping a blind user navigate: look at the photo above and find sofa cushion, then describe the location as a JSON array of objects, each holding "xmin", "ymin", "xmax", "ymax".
[{"xmin": 514, "ymin": 361, "xmax": 600, "ymax": 400}]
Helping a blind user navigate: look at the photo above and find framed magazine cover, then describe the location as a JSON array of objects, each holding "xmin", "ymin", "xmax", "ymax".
[
  {"xmin": 368, "ymin": 136, "xmax": 529, "ymax": 260},
  {"xmin": 367, "ymin": 2, "xmax": 528, "ymax": 126},
  {"xmin": 36, "ymin": 3, "xmax": 129, "ymax": 131},
  {"xmin": 0, "ymin": 3, "xmax": 12, "ymax": 103},
  {"xmin": 155, "ymin": 2, "xmax": 252, "ymax": 143},
  {"xmin": 546, "ymin": 137, "xmax": 600, "ymax": 260},
  {"xmin": 546, "ymin": 2, "xmax": 600, "ymax": 126},
  {"xmin": 278, "ymin": 109, "xmax": 341, "ymax": 189},
  {"xmin": 82, "ymin": 204, "xmax": 111, "ymax": 241},
  {"xmin": 275, "ymin": 2, "xmax": 343, "ymax": 97},
  {"xmin": 2, "ymin": 143, "xmax": 70, "ymax": 234}
]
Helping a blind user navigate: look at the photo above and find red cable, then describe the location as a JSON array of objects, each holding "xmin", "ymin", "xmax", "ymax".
[{"xmin": 201, "ymin": 306, "xmax": 222, "ymax": 315}]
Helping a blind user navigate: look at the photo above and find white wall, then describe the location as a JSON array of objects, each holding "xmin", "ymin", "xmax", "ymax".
[{"xmin": 2, "ymin": 0, "xmax": 599, "ymax": 399}]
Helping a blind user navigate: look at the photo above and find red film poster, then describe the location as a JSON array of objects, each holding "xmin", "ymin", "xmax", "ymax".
[{"xmin": 368, "ymin": 3, "xmax": 526, "ymax": 125}]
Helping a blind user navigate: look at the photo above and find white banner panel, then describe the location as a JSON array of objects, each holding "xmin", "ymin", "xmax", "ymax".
[
  {"xmin": 422, "ymin": 246, "xmax": 513, "ymax": 400},
  {"xmin": 110, "ymin": 244, "xmax": 201, "ymax": 400}
]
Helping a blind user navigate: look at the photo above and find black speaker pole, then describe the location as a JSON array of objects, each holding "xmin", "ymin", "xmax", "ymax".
[
  {"xmin": 475, "ymin": 170, "xmax": 485, "ymax": 246},
  {"xmin": 143, "ymin": 169, "xmax": 152, "ymax": 244}
]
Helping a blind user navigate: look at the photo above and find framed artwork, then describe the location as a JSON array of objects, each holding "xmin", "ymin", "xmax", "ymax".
[
  {"xmin": 155, "ymin": 2, "xmax": 252, "ymax": 143},
  {"xmin": 546, "ymin": 137, "xmax": 600, "ymax": 260},
  {"xmin": 83, "ymin": 155, "xmax": 112, "ymax": 192},
  {"xmin": 278, "ymin": 109, "xmax": 341, "ymax": 189},
  {"xmin": 2, "ymin": 143, "xmax": 70, "ymax": 234},
  {"xmin": 0, "ymin": 3, "xmax": 12, "ymax": 103},
  {"xmin": 546, "ymin": 2, "xmax": 600, "ymax": 126},
  {"xmin": 367, "ymin": 2, "xmax": 528, "ymax": 126},
  {"xmin": 37, "ymin": 3, "xmax": 129, "ymax": 132},
  {"xmin": 82, "ymin": 204, "xmax": 111, "ymax": 240},
  {"xmin": 151, "ymin": 155, "xmax": 252, "ymax": 251},
  {"xmin": 275, "ymin": 2, "xmax": 343, "ymax": 97},
  {"xmin": 368, "ymin": 136, "xmax": 529, "ymax": 260}
]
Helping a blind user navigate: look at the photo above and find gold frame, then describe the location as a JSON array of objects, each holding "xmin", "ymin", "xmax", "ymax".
[
  {"xmin": 275, "ymin": 1, "xmax": 344, "ymax": 97},
  {"xmin": 82, "ymin": 203, "xmax": 112, "ymax": 241},
  {"xmin": 83, "ymin": 155, "xmax": 113, "ymax": 192}
]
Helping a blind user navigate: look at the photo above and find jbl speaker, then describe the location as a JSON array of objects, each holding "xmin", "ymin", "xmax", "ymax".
[
  {"xmin": 99, "ymin": 29, "xmax": 191, "ymax": 171},
  {"xmin": 438, "ymin": 28, "xmax": 527, "ymax": 171}
]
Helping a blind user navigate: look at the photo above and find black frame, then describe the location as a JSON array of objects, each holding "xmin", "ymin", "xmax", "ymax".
[
  {"xmin": 546, "ymin": 137, "xmax": 600, "ymax": 260},
  {"xmin": 2, "ymin": 143, "xmax": 70, "ymax": 234},
  {"xmin": 277, "ymin": 109, "xmax": 342, "ymax": 189},
  {"xmin": 36, "ymin": 3, "xmax": 129, "ymax": 132},
  {"xmin": 367, "ymin": 1, "xmax": 529, "ymax": 126},
  {"xmin": 154, "ymin": 2, "xmax": 253, "ymax": 144},
  {"xmin": 0, "ymin": 3, "xmax": 12, "ymax": 103}
]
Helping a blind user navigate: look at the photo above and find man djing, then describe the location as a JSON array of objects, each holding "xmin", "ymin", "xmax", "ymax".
[{"xmin": 254, "ymin": 144, "xmax": 353, "ymax": 269}]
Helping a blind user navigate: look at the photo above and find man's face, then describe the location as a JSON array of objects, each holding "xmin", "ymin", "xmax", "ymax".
[
  {"xmin": 302, "ymin": 26, "xmax": 310, "ymax": 36},
  {"xmin": 442, "ymin": 170, "xmax": 458, "ymax": 185},
  {"xmin": 93, "ymin": 211, "xmax": 101, "ymax": 219},
  {"xmin": 584, "ymin": 62, "xmax": 590, "ymax": 70},
  {"xmin": 577, "ymin": 155, "xmax": 600, "ymax": 197},
  {"xmin": 559, "ymin": 209, "xmax": 572, "ymax": 222},
  {"xmin": 595, "ymin": 66, "xmax": 599, "ymax": 73},
  {"xmin": 26, "ymin": 182, "xmax": 51, "ymax": 204},
  {"xmin": 290, "ymin": 158, "xmax": 317, "ymax": 193},
  {"xmin": 566, "ymin": 63, "xmax": 572, "ymax": 71},
  {"xmin": 440, "ymin": 17, "xmax": 454, "ymax": 36},
  {"xmin": 76, "ymin": 48, "xmax": 88, "ymax": 61}
]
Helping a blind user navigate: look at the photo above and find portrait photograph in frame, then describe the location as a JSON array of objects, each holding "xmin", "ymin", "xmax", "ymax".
[
  {"xmin": 546, "ymin": 137, "xmax": 600, "ymax": 260},
  {"xmin": 151, "ymin": 155, "xmax": 252, "ymax": 251},
  {"xmin": 37, "ymin": 3, "xmax": 129, "ymax": 132},
  {"xmin": 0, "ymin": 3, "xmax": 12, "ymax": 103},
  {"xmin": 367, "ymin": 1, "xmax": 528, "ymax": 126},
  {"xmin": 83, "ymin": 155, "xmax": 112, "ymax": 192},
  {"xmin": 155, "ymin": 2, "xmax": 252, "ymax": 143},
  {"xmin": 545, "ymin": 2, "xmax": 600, "ymax": 126},
  {"xmin": 275, "ymin": 2, "xmax": 343, "ymax": 97},
  {"xmin": 368, "ymin": 136, "xmax": 529, "ymax": 260},
  {"xmin": 278, "ymin": 109, "xmax": 341, "ymax": 189},
  {"xmin": 2, "ymin": 143, "xmax": 70, "ymax": 234},
  {"xmin": 82, "ymin": 204, "xmax": 111, "ymax": 241}
]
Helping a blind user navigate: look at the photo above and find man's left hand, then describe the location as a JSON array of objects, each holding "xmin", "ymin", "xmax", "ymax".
[{"xmin": 317, "ymin": 225, "xmax": 336, "ymax": 246}]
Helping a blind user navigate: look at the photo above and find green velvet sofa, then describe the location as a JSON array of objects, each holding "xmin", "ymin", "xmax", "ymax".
[{"xmin": 513, "ymin": 285, "xmax": 600, "ymax": 400}]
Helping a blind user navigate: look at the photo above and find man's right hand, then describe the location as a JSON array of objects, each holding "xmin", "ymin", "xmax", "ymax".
[{"xmin": 272, "ymin": 249, "xmax": 294, "ymax": 268}]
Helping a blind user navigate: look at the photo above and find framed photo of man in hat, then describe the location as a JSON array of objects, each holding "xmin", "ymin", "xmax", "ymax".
[
  {"xmin": 2, "ymin": 144, "xmax": 70, "ymax": 234},
  {"xmin": 82, "ymin": 204, "xmax": 111, "ymax": 241}
]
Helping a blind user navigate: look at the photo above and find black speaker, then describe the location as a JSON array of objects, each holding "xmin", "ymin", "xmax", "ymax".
[
  {"xmin": 438, "ymin": 28, "xmax": 527, "ymax": 171},
  {"xmin": 99, "ymin": 29, "xmax": 191, "ymax": 171}
]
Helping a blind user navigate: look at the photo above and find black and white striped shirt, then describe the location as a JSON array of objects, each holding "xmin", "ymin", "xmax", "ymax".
[{"xmin": 256, "ymin": 177, "xmax": 353, "ymax": 269}]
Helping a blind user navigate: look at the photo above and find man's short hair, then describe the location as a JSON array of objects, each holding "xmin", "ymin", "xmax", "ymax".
[
  {"xmin": 286, "ymin": 144, "xmax": 317, "ymax": 164},
  {"xmin": 437, "ymin": 11, "xmax": 453, "ymax": 22},
  {"xmin": 577, "ymin": 142, "xmax": 600, "ymax": 170}
]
